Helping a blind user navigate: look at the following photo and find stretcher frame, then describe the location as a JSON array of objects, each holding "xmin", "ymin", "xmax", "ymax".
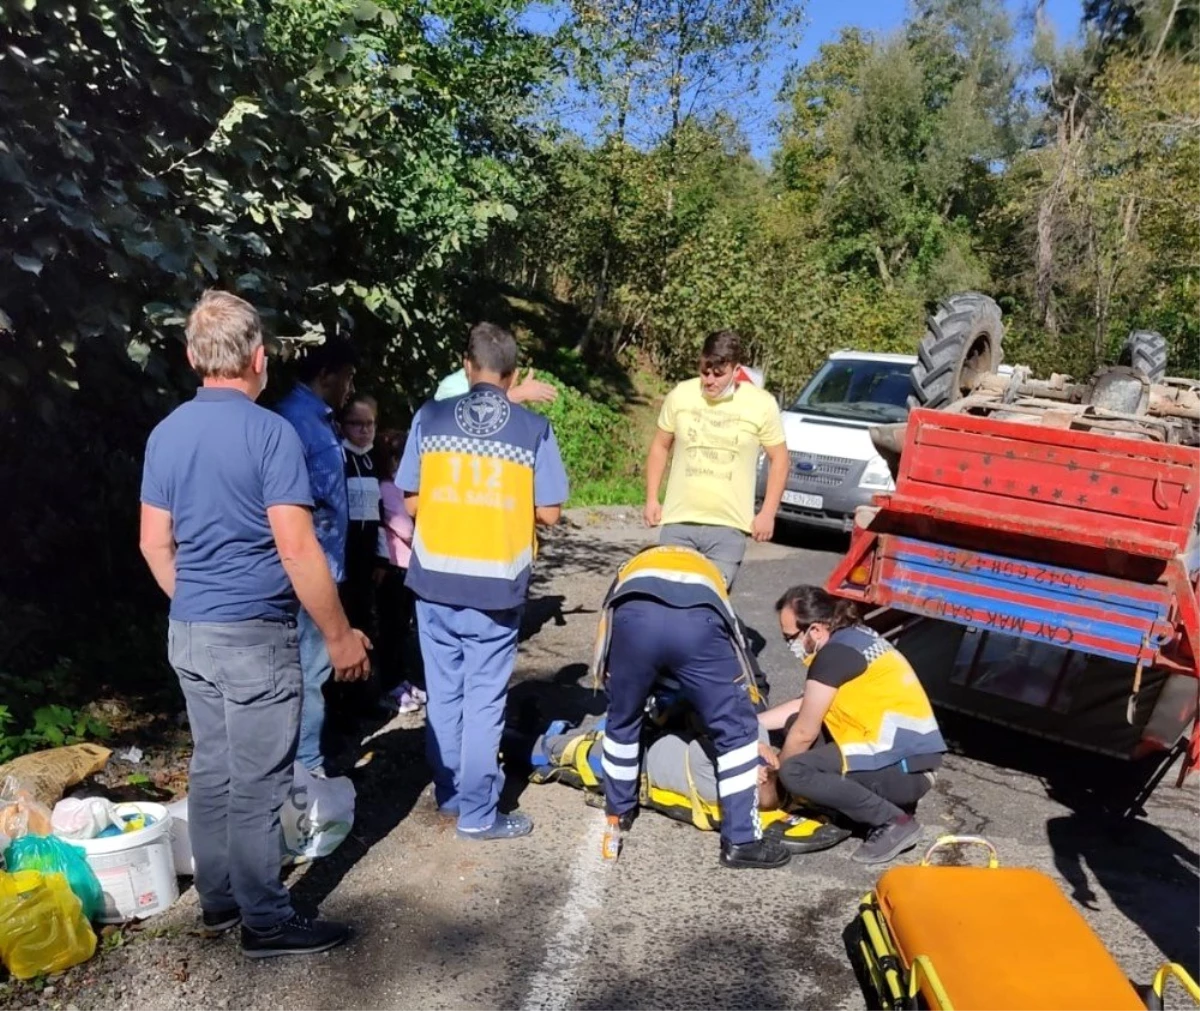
[{"xmin": 854, "ymin": 835, "xmax": 1200, "ymax": 1011}]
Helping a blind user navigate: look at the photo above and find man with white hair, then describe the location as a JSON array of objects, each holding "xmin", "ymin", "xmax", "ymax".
[{"xmin": 139, "ymin": 290, "xmax": 369, "ymax": 958}]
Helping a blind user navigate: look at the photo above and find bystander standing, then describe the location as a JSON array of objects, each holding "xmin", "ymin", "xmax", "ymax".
[
  {"xmin": 139, "ymin": 290, "xmax": 368, "ymax": 957},
  {"xmin": 374, "ymin": 427, "xmax": 425, "ymax": 711},
  {"xmin": 643, "ymin": 330, "xmax": 789, "ymax": 589},
  {"xmin": 276, "ymin": 339, "xmax": 357, "ymax": 774},
  {"xmin": 399, "ymin": 322, "xmax": 569, "ymax": 840}
]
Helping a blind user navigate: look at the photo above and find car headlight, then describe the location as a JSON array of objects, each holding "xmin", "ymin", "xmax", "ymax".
[{"xmin": 859, "ymin": 455, "xmax": 895, "ymax": 491}]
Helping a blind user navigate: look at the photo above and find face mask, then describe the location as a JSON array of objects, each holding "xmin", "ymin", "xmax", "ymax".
[
  {"xmin": 788, "ymin": 629, "xmax": 819, "ymax": 666},
  {"xmin": 703, "ymin": 376, "xmax": 736, "ymax": 401},
  {"xmin": 342, "ymin": 437, "xmax": 374, "ymax": 455}
]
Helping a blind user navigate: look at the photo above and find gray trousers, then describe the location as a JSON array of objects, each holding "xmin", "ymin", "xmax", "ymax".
[
  {"xmin": 659, "ymin": 523, "xmax": 748, "ymax": 589},
  {"xmin": 168, "ymin": 619, "xmax": 301, "ymax": 931},
  {"xmin": 778, "ymin": 742, "xmax": 940, "ymax": 828}
]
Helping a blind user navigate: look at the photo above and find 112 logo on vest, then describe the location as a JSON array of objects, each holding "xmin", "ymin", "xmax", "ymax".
[{"xmin": 456, "ymin": 389, "xmax": 510, "ymax": 437}]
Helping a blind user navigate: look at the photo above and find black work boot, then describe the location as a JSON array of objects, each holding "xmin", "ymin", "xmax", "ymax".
[
  {"xmin": 602, "ymin": 808, "xmax": 638, "ymax": 831},
  {"xmin": 241, "ymin": 912, "xmax": 351, "ymax": 958},
  {"xmin": 719, "ymin": 836, "xmax": 791, "ymax": 869},
  {"xmin": 851, "ymin": 815, "xmax": 921, "ymax": 864}
]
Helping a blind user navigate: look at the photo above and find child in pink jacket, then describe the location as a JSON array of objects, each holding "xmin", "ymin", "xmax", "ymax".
[{"xmin": 375, "ymin": 429, "xmax": 425, "ymax": 712}]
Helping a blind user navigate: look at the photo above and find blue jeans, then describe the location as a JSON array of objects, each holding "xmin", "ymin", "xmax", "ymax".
[
  {"xmin": 168, "ymin": 619, "xmax": 299, "ymax": 931},
  {"xmin": 415, "ymin": 599, "xmax": 522, "ymax": 831},
  {"xmin": 296, "ymin": 608, "xmax": 333, "ymax": 772}
]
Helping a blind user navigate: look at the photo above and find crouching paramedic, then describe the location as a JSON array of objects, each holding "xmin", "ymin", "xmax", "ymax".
[
  {"xmin": 594, "ymin": 545, "xmax": 790, "ymax": 869},
  {"xmin": 398, "ymin": 322, "xmax": 569, "ymax": 841},
  {"xmin": 764, "ymin": 586, "xmax": 946, "ymax": 865}
]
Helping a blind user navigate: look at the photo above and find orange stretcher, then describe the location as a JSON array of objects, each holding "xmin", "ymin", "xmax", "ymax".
[{"xmin": 855, "ymin": 836, "xmax": 1200, "ymax": 1010}]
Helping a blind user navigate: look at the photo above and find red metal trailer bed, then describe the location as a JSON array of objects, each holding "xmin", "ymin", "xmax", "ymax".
[{"xmin": 827, "ymin": 408, "xmax": 1200, "ymax": 781}]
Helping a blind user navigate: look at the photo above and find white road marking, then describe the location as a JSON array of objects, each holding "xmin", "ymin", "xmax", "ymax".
[{"xmin": 519, "ymin": 811, "xmax": 611, "ymax": 1011}]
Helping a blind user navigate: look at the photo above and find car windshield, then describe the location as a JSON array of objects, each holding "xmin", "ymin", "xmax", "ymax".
[{"xmin": 788, "ymin": 359, "xmax": 912, "ymax": 423}]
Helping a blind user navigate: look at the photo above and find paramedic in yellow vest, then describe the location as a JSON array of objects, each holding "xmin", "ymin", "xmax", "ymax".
[
  {"xmin": 764, "ymin": 585, "xmax": 946, "ymax": 865},
  {"xmin": 398, "ymin": 323, "xmax": 569, "ymax": 841},
  {"xmin": 643, "ymin": 330, "xmax": 789, "ymax": 589},
  {"xmin": 597, "ymin": 545, "xmax": 791, "ymax": 870}
]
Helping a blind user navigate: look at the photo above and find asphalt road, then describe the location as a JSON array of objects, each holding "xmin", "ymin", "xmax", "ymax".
[{"xmin": 76, "ymin": 516, "xmax": 1199, "ymax": 1010}]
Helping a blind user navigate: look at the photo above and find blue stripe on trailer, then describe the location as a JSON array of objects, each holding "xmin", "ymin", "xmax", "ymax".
[{"xmin": 883, "ymin": 538, "xmax": 1169, "ymax": 661}]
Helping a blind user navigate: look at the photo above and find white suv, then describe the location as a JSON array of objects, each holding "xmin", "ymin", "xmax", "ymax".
[{"xmin": 756, "ymin": 350, "xmax": 915, "ymax": 533}]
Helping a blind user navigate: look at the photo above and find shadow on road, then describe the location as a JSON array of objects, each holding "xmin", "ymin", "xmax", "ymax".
[
  {"xmin": 931, "ymin": 712, "xmax": 1199, "ymax": 982},
  {"xmin": 936, "ymin": 710, "xmax": 1186, "ymax": 819},
  {"xmin": 1048, "ymin": 808, "xmax": 1199, "ymax": 978}
]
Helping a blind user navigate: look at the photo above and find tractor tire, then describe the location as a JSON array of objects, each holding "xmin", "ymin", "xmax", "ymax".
[
  {"xmin": 1118, "ymin": 330, "xmax": 1168, "ymax": 383},
  {"xmin": 909, "ymin": 292, "xmax": 1005, "ymax": 410}
]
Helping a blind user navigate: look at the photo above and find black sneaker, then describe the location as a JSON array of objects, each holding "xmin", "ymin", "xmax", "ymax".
[
  {"xmin": 241, "ymin": 912, "xmax": 351, "ymax": 959},
  {"xmin": 719, "ymin": 836, "xmax": 791, "ymax": 869},
  {"xmin": 201, "ymin": 907, "xmax": 241, "ymax": 933},
  {"xmin": 852, "ymin": 815, "xmax": 921, "ymax": 864}
]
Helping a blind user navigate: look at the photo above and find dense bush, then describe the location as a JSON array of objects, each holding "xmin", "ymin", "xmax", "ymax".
[{"xmin": 530, "ymin": 373, "xmax": 639, "ymax": 497}]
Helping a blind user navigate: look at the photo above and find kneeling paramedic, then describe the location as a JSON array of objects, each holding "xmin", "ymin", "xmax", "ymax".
[
  {"xmin": 594, "ymin": 545, "xmax": 790, "ymax": 869},
  {"xmin": 763, "ymin": 585, "xmax": 946, "ymax": 864}
]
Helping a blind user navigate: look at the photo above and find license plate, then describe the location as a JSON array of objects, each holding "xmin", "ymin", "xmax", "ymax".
[{"xmin": 782, "ymin": 490, "xmax": 823, "ymax": 510}]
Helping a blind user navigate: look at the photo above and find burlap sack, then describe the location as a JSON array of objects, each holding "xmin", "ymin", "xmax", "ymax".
[{"xmin": 0, "ymin": 743, "xmax": 111, "ymax": 807}]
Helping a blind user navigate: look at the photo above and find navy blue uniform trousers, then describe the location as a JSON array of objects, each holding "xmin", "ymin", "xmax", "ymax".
[{"xmin": 602, "ymin": 598, "xmax": 762, "ymax": 845}]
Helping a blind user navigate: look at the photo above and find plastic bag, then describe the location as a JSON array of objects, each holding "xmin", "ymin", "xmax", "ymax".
[
  {"xmin": 5, "ymin": 834, "xmax": 105, "ymax": 921},
  {"xmin": 51, "ymin": 797, "xmax": 120, "ymax": 840},
  {"xmin": 0, "ymin": 869, "xmax": 96, "ymax": 979},
  {"xmin": 164, "ymin": 798, "xmax": 193, "ymax": 876},
  {"xmin": 281, "ymin": 762, "xmax": 355, "ymax": 864},
  {"xmin": 0, "ymin": 744, "xmax": 111, "ymax": 806},
  {"xmin": 0, "ymin": 776, "xmax": 53, "ymax": 840}
]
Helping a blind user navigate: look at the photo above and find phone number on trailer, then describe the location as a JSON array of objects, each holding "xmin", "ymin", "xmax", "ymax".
[{"xmin": 930, "ymin": 548, "xmax": 1087, "ymax": 592}]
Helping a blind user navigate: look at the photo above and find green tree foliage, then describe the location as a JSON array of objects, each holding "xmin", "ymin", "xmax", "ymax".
[
  {"xmin": 0, "ymin": 0, "xmax": 550, "ymax": 687},
  {"xmin": 985, "ymin": 0, "xmax": 1199, "ymax": 374},
  {"xmin": 777, "ymin": 1, "xmax": 1019, "ymax": 297}
]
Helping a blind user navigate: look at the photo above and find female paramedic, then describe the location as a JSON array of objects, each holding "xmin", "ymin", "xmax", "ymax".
[{"xmin": 760, "ymin": 585, "xmax": 947, "ymax": 865}]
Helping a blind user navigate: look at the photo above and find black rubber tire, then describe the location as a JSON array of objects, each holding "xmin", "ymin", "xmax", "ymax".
[
  {"xmin": 1118, "ymin": 330, "xmax": 1168, "ymax": 383},
  {"xmin": 909, "ymin": 292, "xmax": 1005, "ymax": 410}
]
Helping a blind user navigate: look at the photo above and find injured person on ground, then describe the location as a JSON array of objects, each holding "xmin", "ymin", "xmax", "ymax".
[{"xmin": 529, "ymin": 714, "xmax": 851, "ymax": 855}]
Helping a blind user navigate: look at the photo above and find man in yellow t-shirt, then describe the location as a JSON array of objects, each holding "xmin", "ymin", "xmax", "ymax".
[{"xmin": 643, "ymin": 330, "xmax": 789, "ymax": 588}]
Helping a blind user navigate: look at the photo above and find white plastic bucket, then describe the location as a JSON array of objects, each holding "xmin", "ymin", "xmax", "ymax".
[{"xmin": 77, "ymin": 802, "xmax": 178, "ymax": 922}]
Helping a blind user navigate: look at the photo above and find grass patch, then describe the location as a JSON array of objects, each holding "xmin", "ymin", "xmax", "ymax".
[{"xmin": 568, "ymin": 476, "xmax": 644, "ymax": 507}]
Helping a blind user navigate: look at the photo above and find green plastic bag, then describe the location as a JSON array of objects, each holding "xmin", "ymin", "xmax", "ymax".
[{"xmin": 4, "ymin": 835, "xmax": 104, "ymax": 921}]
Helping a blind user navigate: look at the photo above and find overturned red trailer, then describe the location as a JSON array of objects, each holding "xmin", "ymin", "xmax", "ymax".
[
  {"xmin": 825, "ymin": 297, "xmax": 1200, "ymax": 799},
  {"xmin": 828, "ymin": 408, "xmax": 1199, "ymax": 773}
]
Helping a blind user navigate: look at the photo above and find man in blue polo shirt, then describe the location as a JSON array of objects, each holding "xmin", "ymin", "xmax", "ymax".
[
  {"xmin": 140, "ymin": 290, "xmax": 369, "ymax": 958},
  {"xmin": 276, "ymin": 339, "xmax": 357, "ymax": 774}
]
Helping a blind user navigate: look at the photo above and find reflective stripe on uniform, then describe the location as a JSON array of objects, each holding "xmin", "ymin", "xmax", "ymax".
[
  {"xmin": 412, "ymin": 529, "xmax": 532, "ymax": 581},
  {"xmin": 717, "ymin": 767, "xmax": 758, "ymax": 797},
  {"xmin": 716, "ymin": 741, "xmax": 758, "ymax": 772}
]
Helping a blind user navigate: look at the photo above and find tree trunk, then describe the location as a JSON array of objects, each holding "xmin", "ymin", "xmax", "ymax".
[
  {"xmin": 1148, "ymin": 0, "xmax": 1182, "ymax": 69},
  {"xmin": 1036, "ymin": 184, "xmax": 1060, "ymax": 339},
  {"xmin": 577, "ymin": 245, "xmax": 611, "ymax": 355},
  {"xmin": 873, "ymin": 244, "xmax": 893, "ymax": 288}
]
